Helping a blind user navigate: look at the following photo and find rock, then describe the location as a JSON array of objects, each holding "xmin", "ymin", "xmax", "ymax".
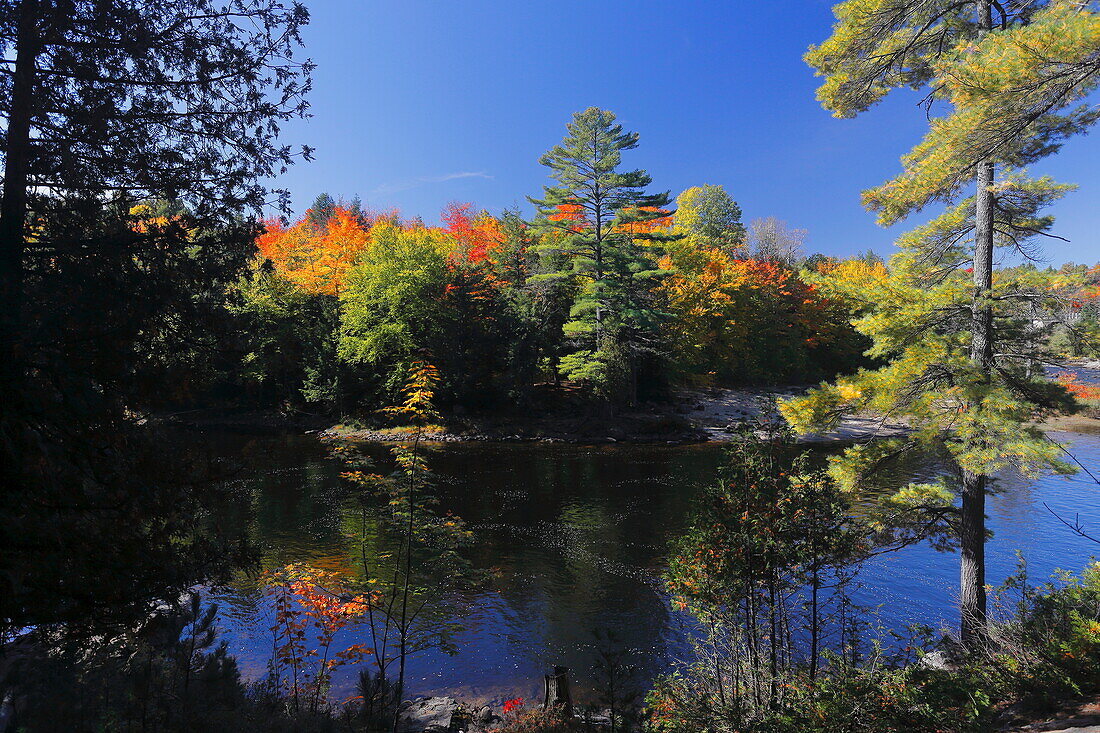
[
  {"xmin": 476, "ymin": 705, "xmax": 493, "ymax": 724},
  {"xmin": 918, "ymin": 638, "xmax": 965, "ymax": 672},
  {"xmin": 576, "ymin": 708, "xmax": 613, "ymax": 727},
  {"xmin": 918, "ymin": 649, "xmax": 953, "ymax": 671},
  {"xmin": 397, "ymin": 696, "xmax": 457, "ymax": 732}
]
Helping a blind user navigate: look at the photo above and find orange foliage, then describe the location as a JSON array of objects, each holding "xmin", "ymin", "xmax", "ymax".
[
  {"xmin": 658, "ymin": 245, "xmax": 849, "ymax": 381},
  {"xmin": 547, "ymin": 202, "xmax": 587, "ymax": 233},
  {"xmin": 617, "ymin": 206, "xmax": 673, "ymax": 235},
  {"xmin": 264, "ymin": 563, "xmax": 376, "ymax": 708},
  {"xmin": 256, "ymin": 207, "xmax": 371, "ymax": 295},
  {"xmin": 1055, "ymin": 372, "xmax": 1100, "ymax": 401},
  {"xmin": 441, "ymin": 201, "xmax": 504, "ymax": 263},
  {"xmin": 546, "ymin": 202, "xmax": 672, "ymax": 237}
]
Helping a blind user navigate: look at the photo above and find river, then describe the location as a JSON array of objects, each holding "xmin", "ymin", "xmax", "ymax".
[{"xmin": 198, "ymin": 425, "xmax": 1100, "ymax": 706}]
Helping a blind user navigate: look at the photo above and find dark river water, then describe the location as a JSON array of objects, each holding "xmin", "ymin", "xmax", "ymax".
[{"xmin": 198, "ymin": 425, "xmax": 1100, "ymax": 706}]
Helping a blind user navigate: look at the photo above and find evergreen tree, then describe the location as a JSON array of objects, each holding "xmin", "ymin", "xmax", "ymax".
[
  {"xmin": 528, "ymin": 107, "xmax": 675, "ymax": 404},
  {"xmin": 0, "ymin": 0, "xmax": 313, "ymax": 390},
  {"xmin": 792, "ymin": 0, "xmax": 1100, "ymax": 646},
  {"xmin": 304, "ymin": 192, "xmax": 337, "ymax": 232},
  {"xmin": 0, "ymin": 0, "xmax": 311, "ymax": 632}
]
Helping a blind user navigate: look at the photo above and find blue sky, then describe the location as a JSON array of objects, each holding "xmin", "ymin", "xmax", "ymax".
[{"xmin": 273, "ymin": 0, "xmax": 1099, "ymax": 264}]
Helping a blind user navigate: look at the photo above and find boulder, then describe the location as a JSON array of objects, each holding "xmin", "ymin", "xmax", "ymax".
[{"xmin": 397, "ymin": 696, "xmax": 457, "ymax": 732}]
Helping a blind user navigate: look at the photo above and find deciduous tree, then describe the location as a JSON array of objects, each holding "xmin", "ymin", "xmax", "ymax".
[{"xmin": 674, "ymin": 185, "xmax": 745, "ymax": 254}]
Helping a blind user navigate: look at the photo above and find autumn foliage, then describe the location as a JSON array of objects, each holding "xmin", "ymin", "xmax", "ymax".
[
  {"xmin": 657, "ymin": 242, "xmax": 865, "ymax": 384},
  {"xmin": 256, "ymin": 207, "xmax": 371, "ymax": 295},
  {"xmin": 263, "ymin": 563, "xmax": 375, "ymax": 712},
  {"xmin": 240, "ymin": 190, "xmax": 870, "ymax": 408},
  {"xmin": 1055, "ymin": 372, "xmax": 1100, "ymax": 402},
  {"xmin": 442, "ymin": 201, "xmax": 505, "ymax": 264}
]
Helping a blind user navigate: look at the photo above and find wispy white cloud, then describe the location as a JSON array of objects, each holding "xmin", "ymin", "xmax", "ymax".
[{"xmin": 370, "ymin": 171, "xmax": 493, "ymax": 196}]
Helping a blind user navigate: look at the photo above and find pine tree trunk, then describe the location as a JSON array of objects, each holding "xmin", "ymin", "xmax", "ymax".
[
  {"xmin": 0, "ymin": 2, "xmax": 38, "ymax": 392},
  {"xmin": 960, "ymin": 470, "xmax": 987, "ymax": 646},
  {"xmin": 960, "ymin": 0, "xmax": 995, "ymax": 650},
  {"xmin": 961, "ymin": 158, "xmax": 994, "ymax": 648}
]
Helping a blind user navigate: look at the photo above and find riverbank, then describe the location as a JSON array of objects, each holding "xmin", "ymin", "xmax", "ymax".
[
  {"xmin": 323, "ymin": 386, "xmax": 910, "ymax": 444},
  {"xmin": 155, "ymin": 367, "xmax": 1100, "ymax": 444}
]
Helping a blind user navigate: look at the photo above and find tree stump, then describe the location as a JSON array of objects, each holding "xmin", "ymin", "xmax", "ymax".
[{"xmin": 543, "ymin": 665, "xmax": 573, "ymax": 717}]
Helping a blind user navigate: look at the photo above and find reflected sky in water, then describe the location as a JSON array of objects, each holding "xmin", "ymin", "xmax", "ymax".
[{"xmin": 195, "ymin": 428, "xmax": 1100, "ymax": 705}]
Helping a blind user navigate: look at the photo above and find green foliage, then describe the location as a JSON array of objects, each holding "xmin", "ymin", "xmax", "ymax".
[
  {"xmin": 529, "ymin": 107, "xmax": 678, "ymax": 404},
  {"xmin": 655, "ymin": 438, "xmax": 869, "ymax": 729},
  {"xmin": 337, "ymin": 223, "xmax": 451, "ymax": 400},
  {"xmin": 807, "ymin": 0, "xmax": 1100, "ymax": 225},
  {"xmin": 649, "ymin": 505, "xmax": 1100, "ymax": 733},
  {"xmin": 673, "ymin": 184, "xmax": 745, "ymax": 254},
  {"xmin": 780, "ymin": 224, "xmax": 1078, "ymax": 494},
  {"xmin": 232, "ymin": 263, "xmax": 343, "ymax": 407},
  {"xmin": 338, "ymin": 223, "xmax": 524, "ymax": 407},
  {"xmin": 799, "ymin": 11, "xmax": 1098, "ymax": 649}
]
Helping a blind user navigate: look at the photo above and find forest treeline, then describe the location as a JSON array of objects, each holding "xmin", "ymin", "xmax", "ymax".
[
  {"xmin": 171, "ymin": 191, "xmax": 1100, "ymax": 420},
  {"xmin": 230, "ymin": 191, "xmax": 870, "ymax": 414},
  {"xmin": 141, "ymin": 107, "xmax": 876, "ymax": 416},
  {"xmin": 149, "ymin": 128, "xmax": 1100, "ymax": 420}
]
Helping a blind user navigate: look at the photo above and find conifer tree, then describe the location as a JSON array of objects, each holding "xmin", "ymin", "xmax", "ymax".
[
  {"xmin": 528, "ymin": 107, "xmax": 675, "ymax": 404},
  {"xmin": 790, "ymin": 0, "xmax": 1100, "ymax": 646},
  {"xmin": 304, "ymin": 192, "xmax": 337, "ymax": 232},
  {"xmin": 0, "ymin": 0, "xmax": 312, "ymax": 390}
]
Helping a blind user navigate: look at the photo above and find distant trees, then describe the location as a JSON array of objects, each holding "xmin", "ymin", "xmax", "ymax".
[
  {"xmin": 227, "ymin": 111, "xmax": 873, "ymax": 414},
  {"xmin": 338, "ymin": 221, "xmax": 514, "ymax": 405},
  {"xmin": 657, "ymin": 243, "xmax": 867, "ymax": 385},
  {"xmin": 746, "ymin": 216, "xmax": 806, "ymax": 265},
  {"xmin": 673, "ymin": 184, "xmax": 745, "ymax": 254}
]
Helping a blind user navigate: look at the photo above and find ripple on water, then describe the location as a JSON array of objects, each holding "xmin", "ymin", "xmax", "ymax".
[{"xmin": 189, "ymin": 432, "xmax": 1100, "ymax": 701}]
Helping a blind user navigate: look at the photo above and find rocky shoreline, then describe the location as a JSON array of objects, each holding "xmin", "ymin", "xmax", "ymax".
[
  {"xmin": 321, "ymin": 386, "xmax": 912, "ymax": 445},
  {"xmin": 396, "ymin": 694, "xmax": 617, "ymax": 732},
  {"xmin": 156, "ymin": 365, "xmax": 1100, "ymax": 444}
]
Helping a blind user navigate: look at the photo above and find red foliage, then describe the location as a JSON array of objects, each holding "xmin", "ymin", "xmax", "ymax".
[
  {"xmin": 547, "ymin": 202, "xmax": 586, "ymax": 233},
  {"xmin": 1055, "ymin": 372, "xmax": 1100, "ymax": 401},
  {"xmin": 442, "ymin": 201, "xmax": 503, "ymax": 263}
]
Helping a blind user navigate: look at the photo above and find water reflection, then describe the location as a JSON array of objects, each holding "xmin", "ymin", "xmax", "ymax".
[{"xmin": 193, "ymin": 431, "xmax": 1100, "ymax": 703}]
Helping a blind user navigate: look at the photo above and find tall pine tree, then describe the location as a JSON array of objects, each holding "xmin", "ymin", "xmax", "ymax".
[
  {"xmin": 528, "ymin": 107, "xmax": 675, "ymax": 405},
  {"xmin": 789, "ymin": 0, "xmax": 1100, "ymax": 647}
]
